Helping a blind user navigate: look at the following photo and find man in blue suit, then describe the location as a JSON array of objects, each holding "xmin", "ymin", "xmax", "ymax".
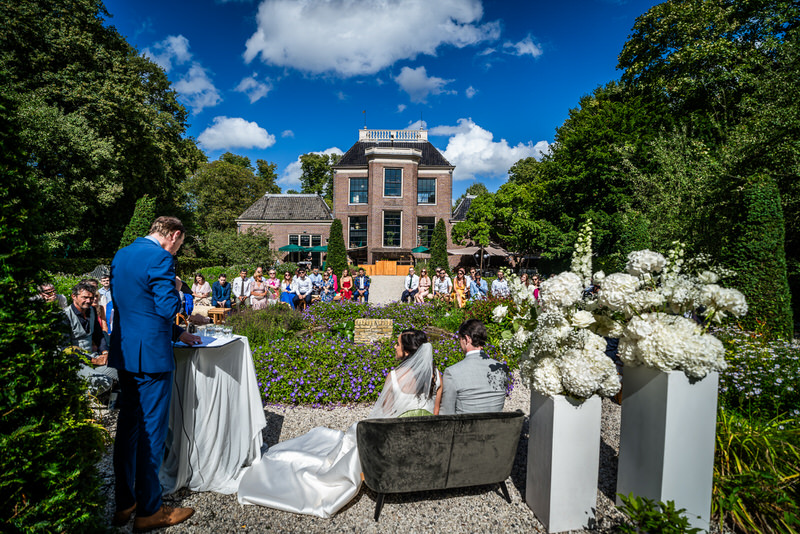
[{"xmin": 109, "ymin": 216, "xmax": 200, "ymax": 531}]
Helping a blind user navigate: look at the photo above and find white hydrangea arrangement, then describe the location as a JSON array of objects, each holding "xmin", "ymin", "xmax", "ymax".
[{"xmin": 509, "ymin": 222, "xmax": 748, "ymax": 399}]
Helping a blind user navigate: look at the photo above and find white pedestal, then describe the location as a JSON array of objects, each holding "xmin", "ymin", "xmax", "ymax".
[
  {"xmin": 616, "ymin": 366, "xmax": 719, "ymax": 532},
  {"xmin": 526, "ymin": 392, "xmax": 602, "ymax": 533}
]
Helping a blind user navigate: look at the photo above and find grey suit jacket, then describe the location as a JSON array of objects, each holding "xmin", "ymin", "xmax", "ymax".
[{"xmin": 440, "ymin": 350, "xmax": 509, "ymax": 415}]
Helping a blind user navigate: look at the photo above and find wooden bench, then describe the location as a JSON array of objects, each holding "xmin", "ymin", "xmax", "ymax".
[{"xmin": 356, "ymin": 411, "xmax": 524, "ymax": 520}]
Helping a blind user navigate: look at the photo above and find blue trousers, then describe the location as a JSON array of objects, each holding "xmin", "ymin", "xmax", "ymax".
[{"xmin": 113, "ymin": 370, "xmax": 173, "ymax": 516}]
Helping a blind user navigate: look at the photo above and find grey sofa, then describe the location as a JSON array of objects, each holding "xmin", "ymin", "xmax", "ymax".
[{"xmin": 356, "ymin": 411, "xmax": 524, "ymax": 520}]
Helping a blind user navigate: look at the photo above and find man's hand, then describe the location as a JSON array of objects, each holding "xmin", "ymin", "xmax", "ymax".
[
  {"xmin": 178, "ymin": 331, "xmax": 202, "ymax": 345},
  {"xmin": 93, "ymin": 352, "xmax": 109, "ymax": 366}
]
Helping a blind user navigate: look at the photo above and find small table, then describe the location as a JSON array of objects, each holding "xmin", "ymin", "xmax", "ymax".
[
  {"xmin": 207, "ymin": 307, "xmax": 228, "ymax": 324},
  {"xmin": 160, "ymin": 336, "xmax": 266, "ymax": 495}
]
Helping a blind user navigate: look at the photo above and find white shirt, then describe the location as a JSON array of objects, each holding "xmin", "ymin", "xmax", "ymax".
[
  {"xmin": 295, "ymin": 275, "xmax": 312, "ymax": 296},
  {"xmin": 433, "ymin": 276, "xmax": 453, "ymax": 295},
  {"xmin": 232, "ymin": 276, "xmax": 252, "ymax": 298},
  {"xmin": 405, "ymin": 274, "xmax": 419, "ymax": 291},
  {"xmin": 491, "ymin": 278, "xmax": 510, "ymax": 298}
]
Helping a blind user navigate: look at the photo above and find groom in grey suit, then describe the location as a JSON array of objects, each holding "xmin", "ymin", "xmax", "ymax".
[{"xmin": 440, "ymin": 319, "xmax": 509, "ymax": 414}]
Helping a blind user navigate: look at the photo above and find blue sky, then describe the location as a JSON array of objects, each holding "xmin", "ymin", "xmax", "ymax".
[{"xmin": 102, "ymin": 0, "xmax": 660, "ymax": 201}]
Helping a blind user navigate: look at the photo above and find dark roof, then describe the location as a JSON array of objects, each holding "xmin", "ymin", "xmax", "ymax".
[
  {"xmin": 237, "ymin": 194, "xmax": 333, "ymax": 221},
  {"xmin": 451, "ymin": 195, "xmax": 476, "ymax": 221},
  {"xmin": 335, "ymin": 141, "xmax": 452, "ymax": 167}
]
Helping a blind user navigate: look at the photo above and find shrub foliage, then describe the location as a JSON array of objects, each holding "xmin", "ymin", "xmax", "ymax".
[
  {"xmin": 326, "ymin": 218, "xmax": 347, "ymax": 277},
  {"xmin": 118, "ymin": 194, "xmax": 156, "ymax": 250}
]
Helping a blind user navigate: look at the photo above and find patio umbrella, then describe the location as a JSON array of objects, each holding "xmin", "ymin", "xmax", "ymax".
[
  {"xmin": 309, "ymin": 245, "xmax": 328, "ymax": 252},
  {"xmin": 278, "ymin": 244, "xmax": 308, "ymax": 252},
  {"xmin": 411, "ymin": 246, "xmax": 429, "ymax": 253}
]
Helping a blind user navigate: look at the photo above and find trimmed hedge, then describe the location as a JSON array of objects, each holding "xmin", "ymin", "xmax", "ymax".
[
  {"xmin": 725, "ymin": 175, "xmax": 793, "ymax": 339},
  {"xmin": 327, "ymin": 218, "xmax": 348, "ymax": 277},
  {"xmin": 430, "ymin": 218, "xmax": 450, "ymax": 274}
]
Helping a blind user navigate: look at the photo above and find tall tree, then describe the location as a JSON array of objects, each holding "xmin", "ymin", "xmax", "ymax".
[
  {"xmin": 299, "ymin": 153, "xmax": 341, "ymax": 205},
  {"xmin": 429, "ymin": 219, "xmax": 450, "ymax": 274},
  {"xmin": 183, "ymin": 154, "xmax": 268, "ymax": 232},
  {"xmin": 220, "ymin": 152, "xmax": 254, "ymax": 171},
  {"xmin": 118, "ymin": 195, "xmax": 156, "ymax": 250},
  {"xmin": 326, "ymin": 219, "xmax": 348, "ymax": 276},
  {"xmin": 256, "ymin": 159, "xmax": 281, "ymax": 194},
  {"xmin": 0, "ymin": 0, "xmax": 203, "ymax": 257}
]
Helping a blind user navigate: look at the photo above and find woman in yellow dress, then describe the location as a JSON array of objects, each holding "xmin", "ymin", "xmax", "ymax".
[{"xmin": 452, "ymin": 268, "xmax": 468, "ymax": 308}]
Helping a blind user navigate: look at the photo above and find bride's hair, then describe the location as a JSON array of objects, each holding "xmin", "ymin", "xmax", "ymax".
[
  {"xmin": 400, "ymin": 329, "xmax": 439, "ymax": 398},
  {"xmin": 399, "ymin": 329, "xmax": 427, "ymax": 357}
]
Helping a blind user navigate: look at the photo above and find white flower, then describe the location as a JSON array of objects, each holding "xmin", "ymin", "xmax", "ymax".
[
  {"xmin": 539, "ymin": 271, "xmax": 583, "ymax": 310},
  {"xmin": 626, "ymin": 250, "xmax": 667, "ymax": 277},
  {"xmin": 525, "ymin": 358, "xmax": 564, "ymax": 397},
  {"xmin": 571, "ymin": 310, "xmax": 596, "ymax": 329},
  {"xmin": 700, "ymin": 285, "xmax": 748, "ymax": 320},
  {"xmin": 597, "ymin": 273, "xmax": 639, "ymax": 312},
  {"xmin": 698, "ymin": 270, "xmax": 719, "ymax": 284},
  {"xmin": 492, "ymin": 305, "xmax": 508, "ymax": 322},
  {"xmin": 592, "ymin": 315, "xmax": 624, "ymax": 338},
  {"xmin": 593, "ymin": 271, "xmax": 606, "ymax": 284}
]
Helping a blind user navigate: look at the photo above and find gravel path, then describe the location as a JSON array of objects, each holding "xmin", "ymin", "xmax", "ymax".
[
  {"xmin": 366, "ymin": 275, "xmax": 406, "ymax": 306},
  {"xmin": 99, "ymin": 372, "xmax": 631, "ymax": 533}
]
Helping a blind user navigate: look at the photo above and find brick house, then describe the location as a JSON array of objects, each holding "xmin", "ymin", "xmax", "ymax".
[
  {"xmin": 236, "ymin": 194, "xmax": 332, "ymax": 265},
  {"xmin": 332, "ymin": 128, "xmax": 458, "ymax": 265}
]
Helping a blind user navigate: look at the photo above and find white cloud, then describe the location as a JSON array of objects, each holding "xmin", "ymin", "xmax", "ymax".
[
  {"xmin": 394, "ymin": 66, "xmax": 455, "ymax": 103},
  {"xmin": 173, "ymin": 63, "xmax": 222, "ymax": 114},
  {"xmin": 478, "ymin": 47, "xmax": 496, "ymax": 56},
  {"xmin": 244, "ymin": 0, "xmax": 500, "ymax": 76},
  {"xmin": 503, "ymin": 35, "xmax": 543, "ymax": 58},
  {"xmin": 279, "ymin": 147, "xmax": 344, "ymax": 187},
  {"xmin": 430, "ymin": 118, "xmax": 550, "ymax": 180},
  {"xmin": 396, "ymin": 104, "xmax": 407, "ymax": 113},
  {"xmin": 281, "ymin": 129, "xmax": 294, "ymax": 138},
  {"xmin": 235, "ymin": 75, "xmax": 272, "ymax": 103},
  {"xmin": 336, "ymin": 91, "xmax": 347, "ymax": 100},
  {"xmin": 197, "ymin": 117, "xmax": 276, "ymax": 151},
  {"xmin": 406, "ymin": 120, "xmax": 427, "ymax": 130},
  {"xmin": 465, "ymin": 86, "xmax": 477, "ymax": 98},
  {"xmin": 143, "ymin": 35, "xmax": 191, "ymax": 72}
]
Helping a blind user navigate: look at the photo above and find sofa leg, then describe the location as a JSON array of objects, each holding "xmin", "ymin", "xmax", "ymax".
[
  {"xmin": 374, "ymin": 493, "xmax": 385, "ymax": 521},
  {"xmin": 499, "ymin": 481, "xmax": 511, "ymax": 503}
]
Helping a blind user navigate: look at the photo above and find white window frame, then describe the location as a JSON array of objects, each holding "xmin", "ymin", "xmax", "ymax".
[{"xmin": 349, "ymin": 177, "xmax": 369, "ymax": 205}]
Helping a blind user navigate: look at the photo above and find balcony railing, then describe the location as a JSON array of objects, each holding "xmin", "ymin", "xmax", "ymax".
[{"xmin": 358, "ymin": 128, "xmax": 428, "ymax": 142}]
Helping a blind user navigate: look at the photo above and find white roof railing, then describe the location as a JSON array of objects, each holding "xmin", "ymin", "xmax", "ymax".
[{"xmin": 358, "ymin": 128, "xmax": 428, "ymax": 141}]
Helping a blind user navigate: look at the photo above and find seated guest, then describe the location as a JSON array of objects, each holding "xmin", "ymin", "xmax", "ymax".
[
  {"xmin": 452, "ymin": 269, "xmax": 469, "ymax": 308},
  {"xmin": 191, "ymin": 273, "xmax": 212, "ymax": 306},
  {"xmin": 491, "ymin": 270, "xmax": 510, "ymax": 298},
  {"xmin": 320, "ymin": 271, "xmax": 336, "ymax": 302},
  {"xmin": 232, "ymin": 268, "xmax": 252, "ymax": 310},
  {"xmin": 469, "ymin": 271, "xmax": 488, "ymax": 300},
  {"xmin": 415, "ymin": 268, "xmax": 432, "ymax": 303},
  {"xmin": 293, "ymin": 269, "xmax": 313, "ymax": 309},
  {"xmin": 400, "ymin": 267, "xmax": 419, "ymax": 303},
  {"xmin": 440, "ymin": 319, "xmax": 509, "ymax": 415},
  {"xmin": 352, "ymin": 268, "xmax": 370, "ymax": 302},
  {"xmin": 265, "ymin": 268, "xmax": 280, "ymax": 305},
  {"xmin": 308, "ymin": 267, "xmax": 323, "ymax": 292},
  {"xmin": 62, "ymin": 282, "xmax": 118, "ymax": 394},
  {"xmin": 211, "ymin": 273, "xmax": 231, "ymax": 308},
  {"xmin": 38, "ymin": 283, "xmax": 68, "ymax": 308},
  {"xmin": 429, "ymin": 268, "xmax": 453, "ymax": 302},
  {"xmin": 325, "ymin": 267, "xmax": 338, "ymax": 292},
  {"xmin": 280, "ymin": 271, "xmax": 295, "ymax": 308},
  {"xmin": 98, "ymin": 274, "xmax": 111, "ymax": 305},
  {"xmin": 339, "ymin": 268, "xmax": 353, "ymax": 300},
  {"xmin": 250, "ymin": 268, "xmax": 269, "ymax": 310}
]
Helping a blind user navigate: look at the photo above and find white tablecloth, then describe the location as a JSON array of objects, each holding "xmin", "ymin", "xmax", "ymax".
[{"xmin": 160, "ymin": 335, "xmax": 267, "ymax": 494}]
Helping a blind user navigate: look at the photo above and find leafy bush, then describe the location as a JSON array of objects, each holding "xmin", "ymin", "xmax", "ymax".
[
  {"xmin": 326, "ymin": 218, "xmax": 347, "ymax": 277},
  {"xmin": 717, "ymin": 326, "xmax": 800, "ymax": 419},
  {"xmin": 430, "ymin": 218, "xmax": 450, "ymax": 274},
  {"xmin": 199, "ymin": 228, "xmax": 274, "ymax": 267},
  {"xmin": 227, "ymin": 307, "xmax": 305, "ymax": 346},
  {"xmin": 463, "ymin": 295, "xmax": 515, "ymax": 346},
  {"xmin": 616, "ymin": 493, "xmax": 701, "ymax": 534},
  {"xmin": 713, "ymin": 409, "xmax": 800, "ymax": 534}
]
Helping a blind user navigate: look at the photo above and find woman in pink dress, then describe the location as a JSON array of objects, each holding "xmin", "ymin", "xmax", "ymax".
[
  {"xmin": 250, "ymin": 269, "xmax": 268, "ymax": 310},
  {"xmin": 415, "ymin": 268, "xmax": 432, "ymax": 303},
  {"xmin": 339, "ymin": 268, "xmax": 353, "ymax": 300},
  {"xmin": 192, "ymin": 273, "xmax": 212, "ymax": 306},
  {"xmin": 265, "ymin": 268, "xmax": 280, "ymax": 305}
]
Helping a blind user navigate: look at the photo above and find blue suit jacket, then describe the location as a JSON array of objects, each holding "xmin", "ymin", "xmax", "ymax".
[{"xmin": 109, "ymin": 237, "xmax": 183, "ymax": 373}]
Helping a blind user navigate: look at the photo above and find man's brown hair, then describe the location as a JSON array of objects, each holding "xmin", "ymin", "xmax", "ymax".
[{"xmin": 148, "ymin": 216, "xmax": 185, "ymax": 237}]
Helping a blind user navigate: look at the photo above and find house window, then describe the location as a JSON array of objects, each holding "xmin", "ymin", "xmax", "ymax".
[
  {"xmin": 417, "ymin": 178, "xmax": 436, "ymax": 204},
  {"xmin": 417, "ymin": 217, "xmax": 435, "ymax": 247},
  {"xmin": 384, "ymin": 168, "xmax": 402, "ymax": 197},
  {"xmin": 350, "ymin": 177, "xmax": 368, "ymax": 203},
  {"xmin": 349, "ymin": 216, "xmax": 367, "ymax": 248},
  {"xmin": 383, "ymin": 211, "xmax": 401, "ymax": 247},
  {"xmin": 288, "ymin": 234, "xmax": 321, "ymax": 248}
]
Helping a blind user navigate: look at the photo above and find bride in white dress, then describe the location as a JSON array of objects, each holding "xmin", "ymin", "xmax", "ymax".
[{"xmin": 237, "ymin": 329, "xmax": 443, "ymax": 517}]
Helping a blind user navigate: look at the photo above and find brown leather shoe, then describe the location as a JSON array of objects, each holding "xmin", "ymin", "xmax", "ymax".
[
  {"xmin": 112, "ymin": 502, "xmax": 136, "ymax": 526},
  {"xmin": 133, "ymin": 505, "xmax": 195, "ymax": 532}
]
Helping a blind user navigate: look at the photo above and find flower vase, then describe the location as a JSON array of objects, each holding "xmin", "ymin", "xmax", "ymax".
[
  {"xmin": 616, "ymin": 366, "xmax": 719, "ymax": 533},
  {"xmin": 526, "ymin": 391, "xmax": 602, "ymax": 533}
]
